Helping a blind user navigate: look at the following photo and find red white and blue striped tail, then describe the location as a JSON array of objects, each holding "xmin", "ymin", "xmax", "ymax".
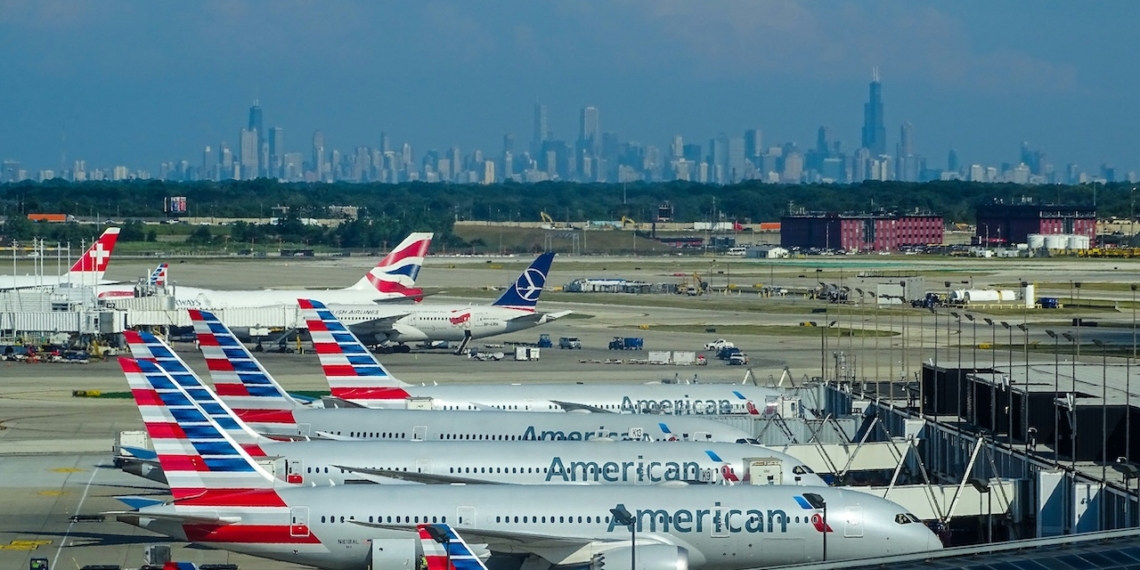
[
  {"xmin": 122, "ymin": 330, "xmax": 269, "ymax": 455},
  {"xmin": 299, "ymin": 298, "xmax": 411, "ymax": 404},
  {"xmin": 186, "ymin": 309, "xmax": 303, "ymax": 428},
  {"xmin": 349, "ymin": 232, "xmax": 432, "ymax": 299},
  {"xmin": 149, "ymin": 262, "xmax": 169, "ymax": 287},
  {"xmin": 120, "ymin": 357, "xmax": 283, "ymax": 505},
  {"xmin": 418, "ymin": 524, "xmax": 489, "ymax": 570}
]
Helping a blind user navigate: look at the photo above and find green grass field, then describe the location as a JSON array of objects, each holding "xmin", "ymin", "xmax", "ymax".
[{"xmin": 617, "ymin": 323, "xmax": 898, "ymax": 337}]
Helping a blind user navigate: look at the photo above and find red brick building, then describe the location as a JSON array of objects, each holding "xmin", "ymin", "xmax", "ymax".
[
  {"xmin": 974, "ymin": 203, "xmax": 1096, "ymax": 246},
  {"xmin": 780, "ymin": 213, "xmax": 944, "ymax": 252}
]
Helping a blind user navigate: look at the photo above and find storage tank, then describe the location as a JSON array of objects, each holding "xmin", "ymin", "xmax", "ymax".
[
  {"xmin": 1044, "ymin": 234, "xmax": 1068, "ymax": 250},
  {"xmin": 1068, "ymin": 235, "xmax": 1090, "ymax": 250},
  {"xmin": 998, "ymin": 290, "xmax": 1018, "ymax": 301},
  {"xmin": 964, "ymin": 289, "xmax": 1001, "ymax": 302},
  {"xmin": 950, "ymin": 289, "xmax": 969, "ymax": 302},
  {"xmin": 1027, "ymin": 234, "xmax": 1046, "ymax": 249}
]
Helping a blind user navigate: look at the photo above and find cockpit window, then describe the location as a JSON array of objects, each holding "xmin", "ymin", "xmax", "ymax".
[
  {"xmin": 792, "ymin": 465, "xmax": 815, "ymax": 475},
  {"xmin": 895, "ymin": 514, "xmax": 912, "ymax": 525},
  {"xmin": 907, "ymin": 513, "xmax": 921, "ymax": 523},
  {"xmin": 735, "ymin": 438, "xmax": 762, "ymax": 445}
]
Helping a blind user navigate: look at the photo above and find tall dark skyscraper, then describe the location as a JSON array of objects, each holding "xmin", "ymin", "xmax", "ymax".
[
  {"xmin": 861, "ymin": 69, "xmax": 886, "ymax": 156},
  {"xmin": 578, "ymin": 106, "xmax": 599, "ymax": 153},
  {"xmin": 532, "ymin": 103, "xmax": 548, "ymax": 153},
  {"xmin": 248, "ymin": 102, "xmax": 263, "ymax": 134}
]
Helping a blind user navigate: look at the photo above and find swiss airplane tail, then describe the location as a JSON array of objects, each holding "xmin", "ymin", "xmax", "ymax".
[
  {"xmin": 122, "ymin": 330, "xmax": 271, "ymax": 455},
  {"xmin": 119, "ymin": 357, "xmax": 280, "ymax": 504},
  {"xmin": 418, "ymin": 524, "xmax": 489, "ymax": 570},
  {"xmin": 299, "ymin": 298, "xmax": 411, "ymax": 404},
  {"xmin": 186, "ymin": 310, "xmax": 306, "ymax": 429},
  {"xmin": 348, "ymin": 232, "xmax": 433, "ymax": 299},
  {"xmin": 65, "ymin": 227, "xmax": 121, "ymax": 284},
  {"xmin": 149, "ymin": 263, "xmax": 169, "ymax": 287},
  {"xmin": 491, "ymin": 252, "xmax": 555, "ymax": 311}
]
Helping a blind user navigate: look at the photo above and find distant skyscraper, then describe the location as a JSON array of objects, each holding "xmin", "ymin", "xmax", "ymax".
[
  {"xmin": 502, "ymin": 133, "xmax": 514, "ymax": 154},
  {"xmin": 744, "ymin": 129, "xmax": 763, "ymax": 159},
  {"xmin": 380, "ymin": 132, "xmax": 391, "ymax": 154},
  {"xmin": 269, "ymin": 127, "xmax": 285, "ymax": 178},
  {"xmin": 532, "ymin": 103, "xmax": 548, "ymax": 153},
  {"xmin": 861, "ymin": 69, "xmax": 886, "ymax": 156},
  {"xmin": 311, "ymin": 130, "xmax": 325, "ymax": 178},
  {"xmin": 947, "ymin": 149, "xmax": 959, "ymax": 173},
  {"xmin": 202, "ymin": 146, "xmax": 214, "ymax": 179},
  {"xmin": 248, "ymin": 102, "xmax": 263, "ymax": 134},
  {"xmin": 671, "ymin": 136, "xmax": 684, "ymax": 159},
  {"xmin": 897, "ymin": 121, "xmax": 914, "ymax": 157},
  {"xmin": 727, "ymin": 137, "xmax": 745, "ymax": 183},
  {"xmin": 579, "ymin": 106, "xmax": 599, "ymax": 153},
  {"xmin": 239, "ymin": 128, "xmax": 258, "ymax": 180},
  {"xmin": 816, "ymin": 127, "xmax": 833, "ymax": 155}
]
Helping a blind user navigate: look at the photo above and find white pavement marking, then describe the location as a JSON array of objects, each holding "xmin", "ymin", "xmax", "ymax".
[{"xmin": 51, "ymin": 465, "xmax": 98, "ymax": 570}]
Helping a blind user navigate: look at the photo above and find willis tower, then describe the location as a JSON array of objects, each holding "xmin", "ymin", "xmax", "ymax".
[{"xmin": 861, "ymin": 68, "xmax": 886, "ymax": 156}]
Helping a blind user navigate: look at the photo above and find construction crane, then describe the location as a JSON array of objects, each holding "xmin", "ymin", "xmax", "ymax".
[
  {"xmin": 540, "ymin": 211, "xmax": 557, "ymax": 229},
  {"xmin": 620, "ymin": 216, "xmax": 636, "ymax": 229}
]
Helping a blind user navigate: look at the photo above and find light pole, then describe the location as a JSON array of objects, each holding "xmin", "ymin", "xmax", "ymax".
[
  {"xmin": 966, "ymin": 313, "xmax": 978, "ymax": 424},
  {"xmin": 1132, "ymin": 284, "xmax": 1138, "ymax": 464},
  {"xmin": 1018, "ymin": 323, "xmax": 1029, "ymax": 452},
  {"xmin": 984, "ymin": 318, "xmax": 997, "ymax": 434},
  {"xmin": 856, "ymin": 288, "xmax": 867, "ymax": 388},
  {"xmin": 1002, "ymin": 321, "xmax": 1014, "ymax": 446},
  {"xmin": 1093, "ymin": 339, "xmax": 1110, "ymax": 485},
  {"xmin": 610, "ymin": 505, "xmax": 636, "ymax": 570},
  {"xmin": 952, "ymin": 311, "xmax": 964, "ymax": 419},
  {"xmin": 1063, "ymin": 332, "xmax": 1078, "ymax": 470},
  {"xmin": 1047, "ymin": 330, "xmax": 1061, "ymax": 460}
]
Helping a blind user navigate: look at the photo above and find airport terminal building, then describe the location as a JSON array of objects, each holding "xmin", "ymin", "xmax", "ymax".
[{"xmin": 780, "ymin": 211, "xmax": 943, "ymax": 252}]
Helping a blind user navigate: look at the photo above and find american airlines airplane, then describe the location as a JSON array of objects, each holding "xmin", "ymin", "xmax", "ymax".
[
  {"xmin": 0, "ymin": 226, "xmax": 121, "ymax": 290},
  {"xmin": 100, "ymin": 232, "xmax": 432, "ymax": 308},
  {"xmin": 123, "ymin": 330, "xmax": 758, "ymax": 444},
  {"xmin": 298, "ymin": 299, "xmax": 782, "ymax": 414},
  {"xmin": 116, "ymin": 355, "xmax": 824, "ymax": 487},
  {"xmin": 109, "ymin": 357, "xmax": 941, "ymax": 570},
  {"xmin": 325, "ymin": 252, "xmax": 570, "ymax": 352}
]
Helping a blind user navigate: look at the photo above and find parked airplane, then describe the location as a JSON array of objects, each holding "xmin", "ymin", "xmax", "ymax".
[
  {"xmin": 109, "ymin": 357, "xmax": 940, "ymax": 570},
  {"xmin": 117, "ymin": 353, "xmax": 824, "ymax": 487},
  {"xmin": 326, "ymin": 252, "xmax": 569, "ymax": 352},
  {"xmin": 0, "ymin": 227, "xmax": 121, "ymax": 290},
  {"xmin": 98, "ymin": 232, "xmax": 432, "ymax": 307},
  {"xmin": 300, "ymin": 298, "xmax": 781, "ymax": 414},
  {"xmin": 125, "ymin": 329, "xmax": 757, "ymax": 445},
  {"xmin": 99, "ymin": 262, "xmax": 169, "ymax": 299}
]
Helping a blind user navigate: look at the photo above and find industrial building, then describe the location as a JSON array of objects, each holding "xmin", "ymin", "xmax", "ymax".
[
  {"xmin": 975, "ymin": 202, "xmax": 1096, "ymax": 246},
  {"xmin": 780, "ymin": 212, "xmax": 943, "ymax": 252}
]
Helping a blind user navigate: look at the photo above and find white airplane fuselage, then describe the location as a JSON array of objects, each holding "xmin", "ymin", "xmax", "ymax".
[
  {"xmin": 332, "ymin": 304, "xmax": 551, "ymax": 343},
  {"xmin": 126, "ymin": 485, "xmax": 939, "ymax": 570}
]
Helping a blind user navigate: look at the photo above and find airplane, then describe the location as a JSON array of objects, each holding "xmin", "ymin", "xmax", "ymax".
[
  {"xmin": 124, "ymin": 329, "xmax": 758, "ymax": 445},
  {"xmin": 109, "ymin": 356, "xmax": 941, "ymax": 570},
  {"xmin": 325, "ymin": 252, "xmax": 570, "ymax": 353},
  {"xmin": 0, "ymin": 227, "xmax": 121, "ymax": 290},
  {"xmin": 299, "ymin": 298, "xmax": 782, "ymax": 414},
  {"xmin": 115, "ymin": 352, "xmax": 824, "ymax": 487},
  {"xmin": 98, "ymin": 262, "xmax": 169, "ymax": 299},
  {"xmin": 96, "ymin": 232, "xmax": 433, "ymax": 308}
]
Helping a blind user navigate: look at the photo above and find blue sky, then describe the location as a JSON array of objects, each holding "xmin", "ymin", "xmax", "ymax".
[{"xmin": 1, "ymin": 0, "xmax": 1137, "ymax": 174}]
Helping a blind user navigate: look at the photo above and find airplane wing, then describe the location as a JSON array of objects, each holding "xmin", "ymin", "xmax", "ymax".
[
  {"xmin": 351, "ymin": 521, "xmax": 624, "ymax": 550},
  {"xmin": 344, "ymin": 313, "xmax": 410, "ymax": 337},
  {"xmin": 319, "ymin": 396, "xmax": 368, "ymax": 409},
  {"xmin": 333, "ymin": 465, "xmax": 510, "ymax": 485},
  {"xmin": 506, "ymin": 311, "xmax": 573, "ymax": 324},
  {"xmin": 106, "ymin": 511, "xmax": 241, "ymax": 525},
  {"xmin": 549, "ymin": 400, "xmax": 614, "ymax": 414}
]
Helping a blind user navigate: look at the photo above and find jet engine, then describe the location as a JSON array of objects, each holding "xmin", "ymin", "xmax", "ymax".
[{"xmin": 591, "ymin": 545, "xmax": 689, "ymax": 570}]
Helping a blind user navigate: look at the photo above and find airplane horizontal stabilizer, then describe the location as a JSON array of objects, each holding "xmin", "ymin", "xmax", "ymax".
[
  {"xmin": 121, "ymin": 445, "xmax": 158, "ymax": 460},
  {"xmin": 113, "ymin": 496, "xmax": 166, "ymax": 509},
  {"xmin": 549, "ymin": 400, "xmax": 614, "ymax": 414},
  {"xmin": 332, "ymin": 465, "xmax": 509, "ymax": 485},
  {"xmin": 351, "ymin": 521, "xmax": 620, "ymax": 550},
  {"xmin": 106, "ymin": 511, "xmax": 241, "ymax": 525}
]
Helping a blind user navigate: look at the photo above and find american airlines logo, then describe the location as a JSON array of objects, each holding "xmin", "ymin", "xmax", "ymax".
[
  {"xmin": 521, "ymin": 427, "xmax": 644, "ymax": 441},
  {"xmin": 546, "ymin": 457, "xmax": 703, "ymax": 483},
  {"xmin": 606, "ymin": 503, "xmax": 793, "ymax": 534},
  {"xmin": 620, "ymin": 397, "xmax": 734, "ymax": 415}
]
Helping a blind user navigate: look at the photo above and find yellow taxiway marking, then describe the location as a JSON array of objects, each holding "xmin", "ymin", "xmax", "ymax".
[
  {"xmin": 50, "ymin": 467, "xmax": 85, "ymax": 473},
  {"xmin": 37, "ymin": 490, "xmax": 66, "ymax": 497},
  {"xmin": 0, "ymin": 539, "xmax": 52, "ymax": 550}
]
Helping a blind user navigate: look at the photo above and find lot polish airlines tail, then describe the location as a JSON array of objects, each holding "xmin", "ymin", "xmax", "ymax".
[
  {"xmin": 300, "ymin": 298, "xmax": 412, "ymax": 404},
  {"xmin": 490, "ymin": 252, "xmax": 554, "ymax": 311},
  {"xmin": 122, "ymin": 330, "xmax": 272, "ymax": 455},
  {"xmin": 66, "ymin": 226, "xmax": 121, "ymax": 284},
  {"xmin": 186, "ymin": 309, "xmax": 307, "ymax": 430},
  {"xmin": 418, "ymin": 524, "xmax": 489, "ymax": 570},
  {"xmin": 347, "ymin": 232, "xmax": 432, "ymax": 299}
]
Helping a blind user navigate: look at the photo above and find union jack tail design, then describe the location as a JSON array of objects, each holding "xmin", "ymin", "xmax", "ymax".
[
  {"xmin": 149, "ymin": 263, "xmax": 169, "ymax": 287},
  {"xmin": 349, "ymin": 232, "xmax": 432, "ymax": 298},
  {"xmin": 122, "ymin": 330, "xmax": 269, "ymax": 455},
  {"xmin": 65, "ymin": 227, "xmax": 120, "ymax": 283},
  {"xmin": 417, "ymin": 524, "xmax": 489, "ymax": 570},
  {"xmin": 120, "ymin": 357, "xmax": 279, "ymax": 503},
  {"xmin": 300, "ymin": 298, "xmax": 411, "ymax": 404},
  {"xmin": 186, "ymin": 309, "xmax": 304, "ymax": 428},
  {"xmin": 491, "ymin": 252, "xmax": 554, "ymax": 311}
]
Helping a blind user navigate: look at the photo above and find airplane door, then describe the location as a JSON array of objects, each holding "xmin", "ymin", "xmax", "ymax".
[
  {"xmin": 694, "ymin": 431, "xmax": 712, "ymax": 441},
  {"xmin": 412, "ymin": 426, "xmax": 427, "ymax": 441},
  {"xmin": 524, "ymin": 399, "xmax": 536, "ymax": 411},
  {"xmin": 843, "ymin": 506, "xmax": 863, "ymax": 538},
  {"xmin": 290, "ymin": 506, "xmax": 310, "ymax": 537},
  {"xmin": 456, "ymin": 506, "xmax": 476, "ymax": 528},
  {"xmin": 296, "ymin": 423, "xmax": 312, "ymax": 437},
  {"xmin": 287, "ymin": 459, "xmax": 303, "ymax": 484},
  {"xmin": 746, "ymin": 458, "xmax": 782, "ymax": 486},
  {"xmin": 415, "ymin": 459, "xmax": 432, "ymax": 474}
]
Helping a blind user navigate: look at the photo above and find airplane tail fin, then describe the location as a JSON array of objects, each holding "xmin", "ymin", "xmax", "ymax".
[
  {"xmin": 299, "ymin": 298, "xmax": 411, "ymax": 404},
  {"xmin": 186, "ymin": 309, "xmax": 306, "ymax": 427},
  {"xmin": 65, "ymin": 227, "xmax": 120, "ymax": 284},
  {"xmin": 492, "ymin": 252, "xmax": 554, "ymax": 311},
  {"xmin": 119, "ymin": 357, "xmax": 280, "ymax": 504},
  {"xmin": 348, "ymin": 232, "xmax": 432, "ymax": 299},
  {"xmin": 418, "ymin": 524, "xmax": 489, "ymax": 570},
  {"xmin": 122, "ymin": 330, "xmax": 271, "ymax": 454},
  {"xmin": 149, "ymin": 263, "xmax": 169, "ymax": 287}
]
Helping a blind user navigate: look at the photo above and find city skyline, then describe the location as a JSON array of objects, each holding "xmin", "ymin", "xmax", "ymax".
[{"xmin": 2, "ymin": 2, "xmax": 1138, "ymax": 179}]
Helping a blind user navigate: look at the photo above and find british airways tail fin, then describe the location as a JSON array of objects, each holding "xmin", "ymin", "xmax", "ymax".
[
  {"xmin": 119, "ymin": 357, "xmax": 279, "ymax": 503},
  {"xmin": 299, "ymin": 298, "xmax": 411, "ymax": 405},
  {"xmin": 65, "ymin": 227, "xmax": 120, "ymax": 284},
  {"xmin": 122, "ymin": 330, "xmax": 271, "ymax": 454},
  {"xmin": 348, "ymin": 232, "xmax": 432, "ymax": 299},
  {"xmin": 418, "ymin": 524, "xmax": 489, "ymax": 570},
  {"xmin": 187, "ymin": 309, "xmax": 306, "ymax": 429},
  {"xmin": 492, "ymin": 252, "xmax": 554, "ymax": 311}
]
